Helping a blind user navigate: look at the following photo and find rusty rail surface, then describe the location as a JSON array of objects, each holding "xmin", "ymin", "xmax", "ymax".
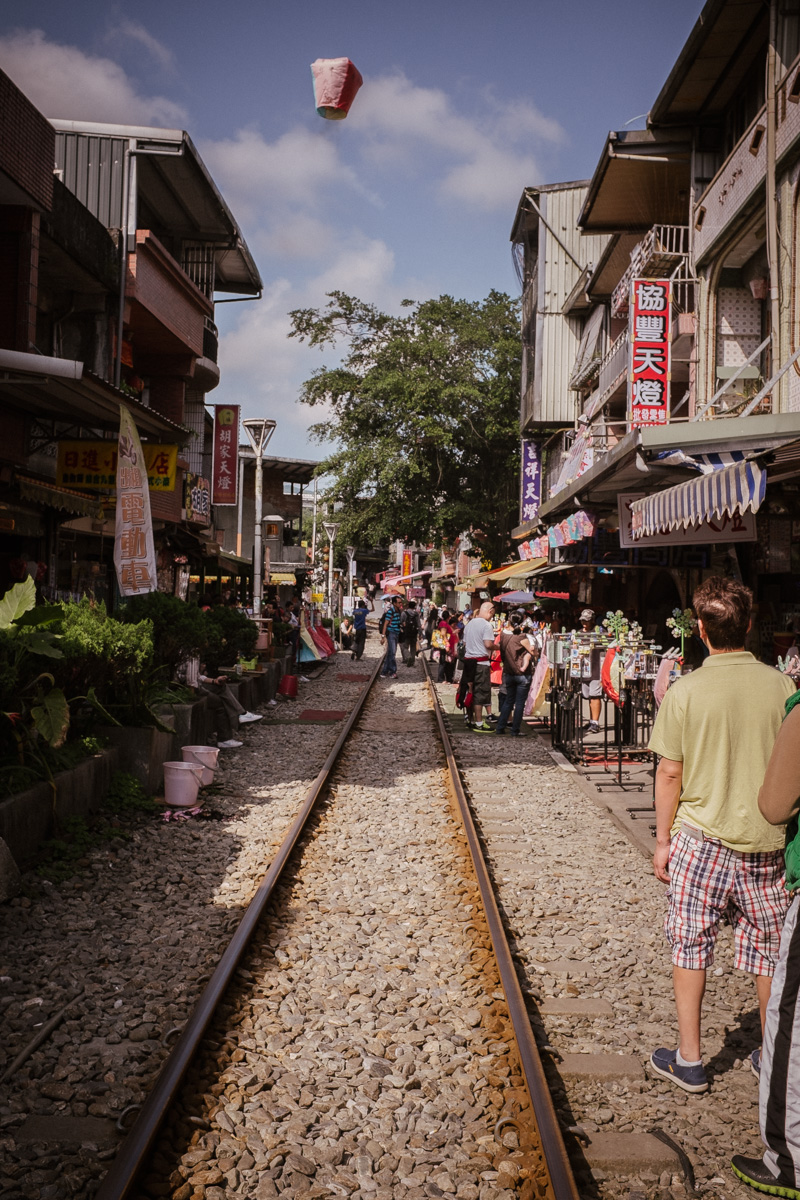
[{"xmin": 422, "ymin": 655, "xmax": 579, "ymax": 1200}]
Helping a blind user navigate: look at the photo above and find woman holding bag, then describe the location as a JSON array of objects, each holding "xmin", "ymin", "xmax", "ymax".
[{"xmin": 495, "ymin": 610, "xmax": 537, "ymax": 737}]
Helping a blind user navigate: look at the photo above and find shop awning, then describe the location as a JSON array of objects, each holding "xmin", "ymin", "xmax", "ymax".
[
  {"xmin": 629, "ymin": 459, "xmax": 766, "ymax": 539},
  {"xmin": 270, "ymin": 572, "xmax": 297, "ymax": 584},
  {"xmin": 17, "ymin": 474, "xmax": 103, "ymax": 519},
  {"xmin": 218, "ymin": 551, "xmax": 251, "ymax": 570}
]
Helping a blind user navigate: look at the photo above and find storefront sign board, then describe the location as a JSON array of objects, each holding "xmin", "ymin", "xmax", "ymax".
[
  {"xmin": 184, "ymin": 474, "xmax": 211, "ymax": 526},
  {"xmin": 520, "ymin": 438, "xmax": 541, "ymax": 523},
  {"xmin": 628, "ymin": 279, "xmax": 671, "ymax": 429},
  {"xmin": 57, "ymin": 441, "xmax": 177, "ymax": 491},
  {"xmin": 212, "ymin": 405, "xmax": 240, "ymax": 505}
]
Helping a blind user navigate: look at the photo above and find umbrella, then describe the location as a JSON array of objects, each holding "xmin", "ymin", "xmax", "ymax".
[{"xmin": 497, "ymin": 591, "xmax": 536, "ymax": 605}]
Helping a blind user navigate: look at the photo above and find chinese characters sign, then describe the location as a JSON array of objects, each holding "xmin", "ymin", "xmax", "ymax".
[
  {"xmin": 114, "ymin": 410, "xmax": 157, "ymax": 597},
  {"xmin": 184, "ymin": 473, "xmax": 211, "ymax": 526},
  {"xmin": 628, "ymin": 279, "xmax": 671, "ymax": 429},
  {"xmin": 56, "ymin": 441, "xmax": 177, "ymax": 490},
  {"xmin": 212, "ymin": 405, "xmax": 240, "ymax": 505},
  {"xmin": 520, "ymin": 438, "xmax": 541, "ymax": 523},
  {"xmin": 402, "ymin": 550, "xmax": 412, "ymax": 578}
]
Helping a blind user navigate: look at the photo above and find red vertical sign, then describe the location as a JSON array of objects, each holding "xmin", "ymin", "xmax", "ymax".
[
  {"xmin": 629, "ymin": 278, "xmax": 671, "ymax": 429},
  {"xmin": 402, "ymin": 550, "xmax": 412, "ymax": 578},
  {"xmin": 212, "ymin": 405, "xmax": 240, "ymax": 505}
]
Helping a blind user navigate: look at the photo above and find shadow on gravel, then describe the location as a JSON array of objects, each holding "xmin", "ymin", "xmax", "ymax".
[{"xmin": 705, "ymin": 1003, "xmax": 762, "ymax": 1081}]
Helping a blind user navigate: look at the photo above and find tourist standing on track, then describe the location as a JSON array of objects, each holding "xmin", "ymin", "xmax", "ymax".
[
  {"xmin": 731, "ymin": 688, "xmax": 800, "ymax": 1197},
  {"xmin": 648, "ymin": 576, "xmax": 795, "ymax": 1094},
  {"xmin": 379, "ymin": 595, "xmax": 402, "ymax": 678},
  {"xmin": 457, "ymin": 600, "xmax": 496, "ymax": 733},
  {"xmin": 351, "ymin": 600, "xmax": 368, "ymax": 661},
  {"xmin": 400, "ymin": 601, "xmax": 421, "ymax": 667},
  {"xmin": 436, "ymin": 608, "xmax": 458, "ymax": 683},
  {"xmin": 495, "ymin": 610, "xmax": 536, "ymax": 737}
]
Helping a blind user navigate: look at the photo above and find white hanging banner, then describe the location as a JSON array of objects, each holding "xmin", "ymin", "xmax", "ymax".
[{"xmin": 114, "ymin": 408, "xmax": 158, "ymax": 596}]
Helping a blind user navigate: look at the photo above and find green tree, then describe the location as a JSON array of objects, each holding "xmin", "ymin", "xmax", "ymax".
[{"xmin": 289, "ymin": 290, "xmax": 521, "ymax": 567}]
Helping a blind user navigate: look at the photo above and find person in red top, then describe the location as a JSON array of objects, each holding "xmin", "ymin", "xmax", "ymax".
[{"xmin": 436, "ymin": 608, "xmax": 458, "ymax": 683}]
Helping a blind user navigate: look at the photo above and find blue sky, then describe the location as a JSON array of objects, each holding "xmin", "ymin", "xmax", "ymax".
[{"xmin": 0, "ymin": 1, "xmax": 702, "ymax": 460}]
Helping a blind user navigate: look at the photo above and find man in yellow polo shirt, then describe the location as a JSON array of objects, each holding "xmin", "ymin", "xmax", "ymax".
[{"xmin": 648, "ymin": 576, "xmax": 795, "ymax": 1094}]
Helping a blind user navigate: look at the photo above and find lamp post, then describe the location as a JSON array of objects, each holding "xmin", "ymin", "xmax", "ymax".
[
  {"xmin": 242, "ymin": 418, "xmax": 276, "ymax": 617},
  {"xmin": 346, "ymin": 545, "xmax": 355, "ymax": 608},
  {"xmin": 322, "ymin": 520, "xmax": 339, "ymax": 625}
]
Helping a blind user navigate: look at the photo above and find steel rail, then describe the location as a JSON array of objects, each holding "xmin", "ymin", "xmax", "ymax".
[
  {"xmin": 422, "ymin": 656, "xmax": 580, "ymax": 1200},
  {"xmin": 94, "ymin": 653, "xmax": 386, "ymax": 1200}
]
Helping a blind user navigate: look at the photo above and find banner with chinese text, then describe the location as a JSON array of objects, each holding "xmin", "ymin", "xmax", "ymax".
[
  {"xmin": 212, "ymin": 405, "xmax": 240, "ymax": 505},
  {"xmin": 184, "ymin": 473, "xmax": 211, "ymax": 526},
  {"xmin": 617, "ymin": 492, "xmax": 757, "ymax": 547},
  {"xmin": 57, "ymin": 441, "xmax": 177, "ymax": 491},
  {"xmin": 402, "ymin": 549, "xmax": 412, "ymax": 578},
  {"xmin": 520, "ymin": 438, "xmax": 541, "ymax": 523},
  {"xmin": 629, "ymin": 278, "xmax": 671, "ymax": 428},
  {"xmin": 114, "ymin": 410, "xmax": 157, "ymax": 596}
]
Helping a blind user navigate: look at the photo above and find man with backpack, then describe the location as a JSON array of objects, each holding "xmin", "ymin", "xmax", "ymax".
[
  {"xmin": 379, "ymin": 595, "xmax": 403, "ymax": 678},
  {"xmin": 495, "ymin": 610, "xmax": 537, "ymax": 737},
  {"xmin": 400, "ymin": 601, "xmax": 421, "ymax": 667}
]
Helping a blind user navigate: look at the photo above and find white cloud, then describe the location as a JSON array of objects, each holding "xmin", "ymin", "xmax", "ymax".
[
  {"xmin": 350, "ymin": 72, "xmax": 566, "ymax": 212},
  {"xmin": 0, "ymin": 28, "xmax": 186, "ymax": 125},
  {"xmin": 102, "ymin": 20, "xmax": 175, "ymax": 70}
]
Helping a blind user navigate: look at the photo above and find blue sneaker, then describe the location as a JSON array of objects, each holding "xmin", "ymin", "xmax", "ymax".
[
  {"xmin": 649, "ymin": 1047, "xmax": 708, "ymax": 1093},
  {"xmin": 750, "ymin": 1047, "xmax": 761, "ymax": 1078}
]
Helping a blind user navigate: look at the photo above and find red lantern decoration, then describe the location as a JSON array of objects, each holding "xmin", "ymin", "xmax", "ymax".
[{"xmin": 311, "ymin": 57, "xmax": 363, "ymax": 120}]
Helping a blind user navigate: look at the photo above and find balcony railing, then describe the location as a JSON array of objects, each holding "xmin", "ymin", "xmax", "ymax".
[
  {"xmin": 203, "ymin": 318, "xmax": 218, "ymax": 364},
  {"xmin": 597, "ymin": 330, "xmax": 629, "ymax": 401},
  {"xmin": 611, "ymin": 226, "xmax": 690, "ymax": 317}
]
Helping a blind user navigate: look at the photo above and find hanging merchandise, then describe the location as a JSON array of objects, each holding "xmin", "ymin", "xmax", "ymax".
[{"xmin": 311, "ymin": 58, "xmax": 363, "ymax": 119}]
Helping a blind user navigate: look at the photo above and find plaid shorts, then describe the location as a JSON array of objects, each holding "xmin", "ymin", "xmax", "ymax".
[{"xmin": 666, "ymin": 826, "xmax": 789, "ymax": 974}]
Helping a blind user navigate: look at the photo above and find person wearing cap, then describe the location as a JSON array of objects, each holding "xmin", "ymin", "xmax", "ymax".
[{"xmin": 578, "ymin": 608, "xmax": 602, "ymax": 734}]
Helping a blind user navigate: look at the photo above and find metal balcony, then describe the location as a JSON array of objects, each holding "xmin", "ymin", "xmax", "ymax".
[{"xmin": 611, "ymin": 226, "xmax": 690, "ymax": 317}]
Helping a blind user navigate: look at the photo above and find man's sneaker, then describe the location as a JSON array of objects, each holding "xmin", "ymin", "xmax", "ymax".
[
  {"xmin": 472, "ymin": 722, "xmax": 495, "ymax": 734},
  {"xmin": 268, "ymin": 699, "xmax": 278, "ymax": 706},
  {"xmin": 299, "ymin": 675, "xmax": 310, "ymax": 682},
  {"xmin": 218, "ymin": 739, "xmax": 243, "ymax": 749},
  {"xmin": 731, "ymin": 1154, "xmax": 800, "ymax": 1198},
  {"xmin": 750, "ymin": 1047, "xmax": 762, "ymax": 1078},
  {"xmin": 585, "ymin": 720, "xmax": 600, "ymax": 735},
  {"xmin": 239, "ymin": 712, "xmax": 263, "ymax": 724},
  {"xmin": 649, "ymin": 1048, "xmax": 708, "ymax": 1093},
  {"xmin": 510, "ymin": 730, "xmax": 527, "ymax": 738}
]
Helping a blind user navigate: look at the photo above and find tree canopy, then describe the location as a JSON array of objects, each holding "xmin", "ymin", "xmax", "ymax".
[{"xmin": 289, "ymin": 289, "xmax": 521, "ymax": 567}]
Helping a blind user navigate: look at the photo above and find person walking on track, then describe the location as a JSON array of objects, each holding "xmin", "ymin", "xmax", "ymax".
[
  {"xmin": 731, "ymin": 689, "xmax": 800, "ymax": 1198},
  {"xmin": 400, "ymin": 601, "xmax": 421, "ymax": 668},
  {"xmin": 648, "ymin": 576, "xmax": 795, "ymax": 1095},
  {"xmin": 351, "ymin": 600, "xmax": 368, "ymax": 661},
  {"xmin": 494, "ymin": 610, "xmax": 536, "ymax": 737},
  {"xmin": 379, "ymin": 595, "xmax": 402, "ymax": 678},
  {"xmin": 457, "ymin": 600, "xmax": 495, "ymax": 733}
]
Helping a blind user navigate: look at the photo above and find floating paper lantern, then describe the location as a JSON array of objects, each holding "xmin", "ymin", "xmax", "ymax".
[{"xmin": 311, "ymin": 57, "xmax": 363, "ymax": 120}]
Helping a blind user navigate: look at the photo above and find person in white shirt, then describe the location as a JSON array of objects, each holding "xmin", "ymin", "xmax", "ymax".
[{"xmin": 457, "ymin": 600, "xmax": 496, "ymax": 732}]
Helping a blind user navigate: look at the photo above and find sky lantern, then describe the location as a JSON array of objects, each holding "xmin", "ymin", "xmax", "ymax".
[{"xmin": 311, "ymin": 57, "xmax": 363, "ymax": 120}]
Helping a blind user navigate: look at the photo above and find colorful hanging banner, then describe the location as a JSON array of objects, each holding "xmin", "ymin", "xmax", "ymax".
[
  {"xmin": 629, "ymin": 278, "xmax": 672, "ymax": 429},
  {"xmin": 114, "ymin": 409, "xmax": 157, "ymax": 596},
  {"xmin": 56, "ymin": 441, "xmax": 177, "ymax": 491},
  {"xmin": 212, "ymin": 405, "xmax": 240, "ymax": 505}
]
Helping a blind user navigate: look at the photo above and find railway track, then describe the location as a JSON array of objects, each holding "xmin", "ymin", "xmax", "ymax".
[{"xmin": 85, "ymin": 649, "xmax": 578, "ymax": 1200}]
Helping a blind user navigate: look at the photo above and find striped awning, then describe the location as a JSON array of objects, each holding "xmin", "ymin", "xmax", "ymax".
[{"xmin": 629, "ymin": 459, "xmax": 766, "ymax": 539}]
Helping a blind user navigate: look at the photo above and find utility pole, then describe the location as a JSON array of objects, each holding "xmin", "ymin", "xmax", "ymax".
[{"xmin": 322, "ymin": 520, "xmax": 339, "ymax": 628}]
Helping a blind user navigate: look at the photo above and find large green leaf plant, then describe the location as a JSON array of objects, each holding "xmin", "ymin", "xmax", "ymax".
[{"xmin": 0, "ymin": 576, "xmax": 69, "ymax": 760}]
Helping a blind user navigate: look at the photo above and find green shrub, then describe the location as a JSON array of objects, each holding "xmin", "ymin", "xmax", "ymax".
[
  {"xmin": 118, "ymin": 592, "xmax": 206, "ymax": 679},
  {"xmin": 56, "ymin": 599, "xmax": 153, "ymax": 711},
  {"xmin": 203, "ymin": 605, "xmax": 258, "ymax": 671}
]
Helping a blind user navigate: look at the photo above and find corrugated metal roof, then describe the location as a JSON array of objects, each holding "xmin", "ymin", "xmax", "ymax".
[
  {"xmin": 534, "ymin": 185, "xmax": 610, "ymax": 425},
  {"xmin": 51, "ymin": 120, "xmax": 262, "ymax": 295}
]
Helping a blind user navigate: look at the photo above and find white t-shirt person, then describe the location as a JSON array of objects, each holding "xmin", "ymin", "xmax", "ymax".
[{"xmin": 464, "ymin": 615, "xmax": 494, "ymax": 659}]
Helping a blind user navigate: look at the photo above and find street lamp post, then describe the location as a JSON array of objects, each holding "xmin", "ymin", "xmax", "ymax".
[
  {"xmin": 242, "ymin": 419, "xmax": 276, "ymax": 617},
  {"xmin": 346, "ymin": 545, "xmax": 355, "ymax": 608},
  {"xmin": 322, "ymin": 520, "xmax": 339, "ymax": 628}
]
